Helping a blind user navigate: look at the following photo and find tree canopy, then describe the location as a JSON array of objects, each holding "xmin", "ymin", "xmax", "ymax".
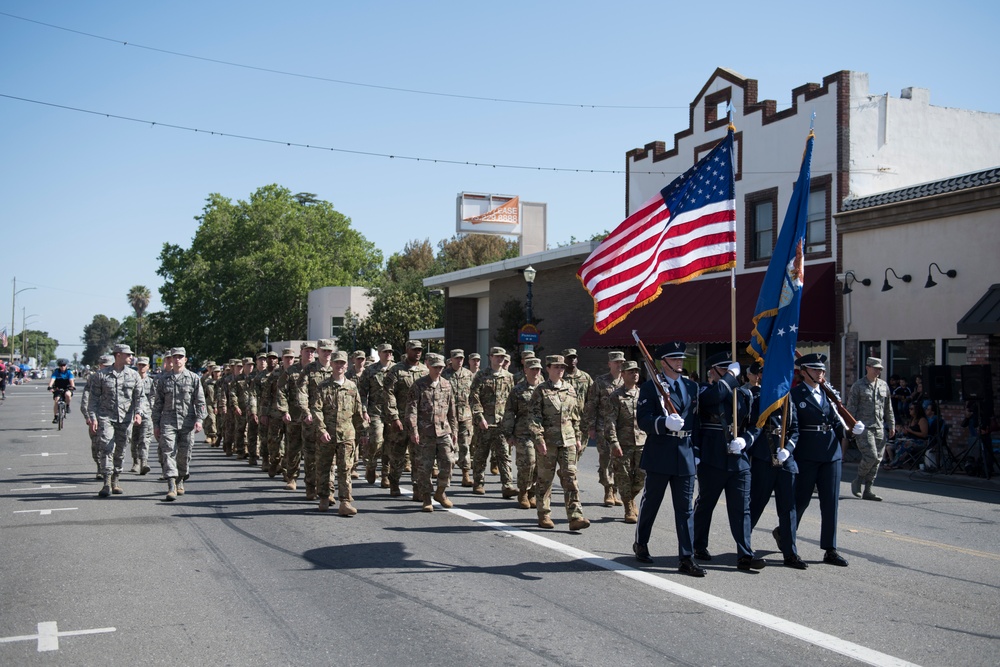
[
  {"xmin": 157, "ymin": 185, "xmax": 382, "ymax": 361},
  {"xmin": 82, "ymin": 315, "xmax": 121, "ymax": 366},
  {"xmin": 0, "ymin": 329, "xmax": 59, "ymax": 366}
]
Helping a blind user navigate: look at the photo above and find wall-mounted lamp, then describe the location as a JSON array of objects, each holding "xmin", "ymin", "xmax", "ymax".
[
  {"xmin": 842, "ymin": 270, "xmax": 871, "ymax": 295},
  {"xmin": 881, "ymin": 267, "xmax": 912, "ymax": 292},
  {"xmin": 924, "ymin": 262, "xmax": 957, "ymax": 288},
  {"xmin": 428, "ymin": 289, "xmax": 444, "ymax": 297}
]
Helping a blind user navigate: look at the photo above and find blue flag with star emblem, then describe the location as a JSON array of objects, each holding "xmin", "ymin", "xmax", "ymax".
[{"xmin": 747, "ymin": 132, "xmax": 814, "ymax": 427}]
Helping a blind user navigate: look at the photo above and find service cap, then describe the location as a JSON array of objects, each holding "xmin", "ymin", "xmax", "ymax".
[
  {"xmin": 113, "ymin": 343, "xmax": 134, "ymax": 355},
  {"xmin": 866, "ymin": 356, "xmax": 884, "ymax": 369},
  {"xmin": 608, "ymin": 351, "xmax": 625, "ymax": 362},
  {"xmin": 425, "ymin": 353, "xmax": 446, "ymax": 367},
  {"xmin": 545, "ymin": 355, "xmax": 568, "ymax": 367},
  {"xmin": 656, "ymin": 341, "xmax": 687, "ymax": 359}
]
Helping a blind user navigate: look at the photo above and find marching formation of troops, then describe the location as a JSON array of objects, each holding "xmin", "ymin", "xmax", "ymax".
[{"xmin": 75, "ymin": 337, "xmax": 878, "ymax": 577}]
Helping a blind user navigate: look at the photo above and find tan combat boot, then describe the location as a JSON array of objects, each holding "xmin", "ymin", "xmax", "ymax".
[
  {"xmin": 516, "ymin": 490, "xmax": 530, "ymax": 509},
  {"xmin": 176, "ymin": 478, "xmax": 185, "ymax": 496},
  {"xmin": 613, "ymin": 488, "xmax": 623, "ymax": 507},
  {"xmin": 165, "ymin": 478, "xmax": 177, "ymax": 501},
  {"xmin": 139, "ymin": 459, "xmax": 150, "ymax": 476},
  {"xmin": 129, "ymin": 460, "xmax": 140, "ymax": 474},
  {"xmin": 538, "ymin": 515, "xmax": 555, "ymax": 529},
  {"xmin": 318, "ymin": 496, "xmax": 330, "ymax": 512},
  {"xmin": 98, "ymin": 474, "xmax": 111, "ymax": 498},
  {"xmin": 339, "ymin": 499, "xmax": 357, "ymax": 517},
  {"xmin": 380, "ymin": 474, "xmax": 391, "ymax": 489},
  {"xmin": 421, "ymin": 496, "xmax": 434, "ymax": 512},
  {"xmin": 284, "ymin": 479, "xmax": 297, "ymax": 491},
  {"xmin": 389, "ymin": 481, "xmax": 402, "ymax": 497},
  {"xmin": 111, "ymin": 472, "xmax": 123, "ymax": 495},
  {"xmin": 569, "ymin": 517, "xmax": 591, "ymax": 531},
  {"xmin": 461, "ymin": 469, "xmax": 473, "ymax": 487},
  {"xmin": 365, "ymin": 467, "xmax": 376, "ymax": 484},
  {"xmin": 603, "ymin": 487, "xmax": 615, "ymax": 507},
  {"xmin": 434, "ymin": 486, "xmax": 453, "ymax": 508},
  {"xmin": 528, "ymin": 494, "xmax": 537, "ymax": 509},
  {"xmin": 472, "ymin": 484, "xmax": 485, "ymax": 495},
  {"xmin": 502, "ymin": 486, "xmax": 518, "ymax": 499},
  {"xmin": 624, "ymin": 499, "xmax": 638, "ymax": 524}
]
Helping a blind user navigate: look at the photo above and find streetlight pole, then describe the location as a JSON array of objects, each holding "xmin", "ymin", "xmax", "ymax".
[
  {"xmin": 523, "ymin": 265, "xmax": 536, "ymax": 325},
  {"xmin": 9, "ymin": 277, "xmax": 36, "ymax": 364},
  {"xmin": 264, "ymin": 326, "xmax": 270, "ymax": 353}
]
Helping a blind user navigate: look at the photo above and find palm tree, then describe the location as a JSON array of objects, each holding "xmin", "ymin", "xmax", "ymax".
[{"xmin": 127, "ymin": 285, "xmax": 151, "ymax": 356}]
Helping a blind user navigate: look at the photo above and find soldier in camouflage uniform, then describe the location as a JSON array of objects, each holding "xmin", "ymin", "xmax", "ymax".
[
  {"xmin": 219, "ymin": 359, "xmax": 242, "ymax": 456},
  {"xmin": 202, "ymin": 363, "xmax": 220, "ymax": 446},
  {"xmin": 384, "ymin": 340, "xmax": 428, "ymax": 498},
  {"xmin": 153, "ymin": 347, "xmax": 207, "ymax": 501},
  {"xmin": 405, "ymin": 353, "xmax": 458, "ymax": 512},
  {"xmin": 301, "ymin": 340, "xmax": 336, "ymax": 499},
  {"xmin": 215, "ymin": 362, "xmax": 234, "ymax": 453},
  {"xmin": 529, "ymin": 355, "xmax": 589, "ymax": 531},
  {"xmin": 846, "ymin": 356, "xmax": 892, "ymax": 500},
  {"xmin": 346, "ymin": 351, "xmax": 366, "ymax": 381},
  {"xmin": 276, "ymin": 342, "xmax": 317, "ymax": 495},
  {"xmin": 501, "ymin": 356, "xmax": 543, "ymax": 509},
  {"xmin": 605, "ymin": 361, "xmax": 646, "ymax": 524},
  {"xmin": 512, "ymin": 350, "xmax": 536, "ymax": 385},
  {"xmin": 262, "ymin": 349, "xmax": 294, "ymax": 478},
  {"xmin": 255, "ymin": 352, "xmax": 278, "ymax": 472},
  {"xmin": 243, "ymin": 354, "xmax": 267, "ymax": 467},
  {"xmin": 562, "ymin": 349, "xmax": 593, "ymax": 412},
  {"xmin": 359, "ymin": 343, "xmax": 394, "ymax": 486},
  {"xmin": 469, "ymin": 347, "xmax": 518, "ymax": 498},
  {"xmin": 230, "ymin": 358, "xmax": 255, "ymax": 460},
  {"xmin": 128, "ymin": 356, "xmax": 155, "ymax": 475},
  {"xmin": 80, "ymin": 354, "xmax": 113, "ymax": 479},
  {"xmin": 584, "ymin": 350, "xmax": 626, "ymax": 507},
  {"xmin": 442, "ymin": 349, "xmax": 474, "ymax": 487},
  {"xmin": 311, "ymin": 347, "xmax": 366, "ymax": 515},
  {"xmin": 87, "ymin": 344, "xmax": 145, "ymax": 498}
]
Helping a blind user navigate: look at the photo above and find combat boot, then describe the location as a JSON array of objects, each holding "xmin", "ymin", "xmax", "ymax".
[
  {"xmin": 365, "ymin": 467, "xmax": 376, "ymax": 484},
  {"xmin": 339, "ymin": 499, "xmax": 358, "ymax": 516},
  {"xmin": 165, "ymin": 478, "xmax": 177, "ymax": 501},
  {"xmin": 129, "ymin": 460, "xmax": 140, "ymax": 474},
  {"xmin": 95, "ymin": 464, "xmax": 103, "ymax": 481},
  {"xmin": 502, "ymin": 486, "xmax": 518, "ymax": 499},
  {"xmin": 472, "ymin": 483, "xmax": 485, "ymax": 495},
  {"xmin": 434, "ymin": 486, "xmax": 453, "ymax": 508},
  {"xmin": 380, "ymin": 474, "xmax": 391, "ymax": 489},
  {"xmin": 568, "ymin": 517, "xmax": 591, "ymax": 531},
  {"xmin": 421, "ymin": 496, "xmax": 434, "ymax": 512},
  {"xmin": 517, "ymin": 490, "xmax": 530, "ymax": 509},
  {"xmin": 284, "ymin": 479, "xmax": 297, "ymax": 491},
  {"xmin": 603, "ymin": 487, "xmax": 615, "ymax": 507},
  {"xmin": 318, "ymin": 496, "xmax": 331, "ymax": 512},
  {"xmin": 613, "ymin": 488, "xmax": 623, "ymax": 507},
  {"xmin": 461, "ymin": 469, "xmax": 473, "ymax": 487},
  {"xmin": 139, "ymin": 459, "xmax": 150, "ymax": 476},
  {"xmin": 98, "ymin": 474, "xmax": 111, "ymax": 498},
  {"xmin": 176, "ymin": 478, "xmax": 185, "ymax": 496},
  {"xmin": 389, "ymin": 481, "xmax": 402, "ymax": 497},
  {"xmin": 528, "ymin": 494, "xmax": 537, "ymax": 509},
  {"xmin": 538, "ymin": 515, "xmax": 555, "ymax": 529},
  {"xmin": 111, "ymin": 472, "xmax": 123, "ymax": 495},
  {"xmin": 624, "ymin": 499, "xmax": 638, "ymax": 524}
]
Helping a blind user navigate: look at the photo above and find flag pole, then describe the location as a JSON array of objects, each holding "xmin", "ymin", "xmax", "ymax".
[{"xmin": 727, "ymin": 106, "xmax": 738, "ymax": 440}]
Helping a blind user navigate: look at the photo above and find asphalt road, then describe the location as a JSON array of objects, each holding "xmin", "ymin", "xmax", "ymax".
[{"xmin": 2, "ymin": 383, "xmax": 998, "ymax": 666}]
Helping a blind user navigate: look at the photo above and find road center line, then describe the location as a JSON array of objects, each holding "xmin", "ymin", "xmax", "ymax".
[
  {"xmin": 13, "ymin": 507, "xmax": 78, "ymax": 516},
  {"xmin": 10, "ymin": 485, "xmax": 78, "ymax": 492},
  {"xmin": 433, "ymin": 497, "xmax": 920, "ymax": 667}
]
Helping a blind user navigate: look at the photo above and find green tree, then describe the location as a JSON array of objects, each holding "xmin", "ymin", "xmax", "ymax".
[
  {"xmin": 119, "ymin": 311, "xmax": 166, "ymax": 359},
  {"xmin": 82, "ymin": 315, "xmax": 121, "ymax": 366},
  {"xmin": 157, "ymin": 185, "xmax": 383, "ymax": 361},
  {"xmin": 495, "ymin": 297, "xmax": 543, "ymax": 359},
  {"xmin": 435, "ymin": 234, "xmax": 518, "ymax": 274},
  {"xmin": 127, "ymin": 284, "xmax": 151, "ymax": 355},
  {"xmin": 0, "ymin": 329, "xmax": 58, "ymax": 366}
]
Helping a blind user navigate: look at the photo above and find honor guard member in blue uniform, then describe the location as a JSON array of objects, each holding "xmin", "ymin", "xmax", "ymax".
[
  {"xmin": 633, "ymin": 341, "xmax": 704, "ymax": 577},
  {"xmin": 693, "ymin": 352, "xmax": 765, "ymax": 571},
  {"xmin": 791, "ymin": 353, "xmax": 863, "ymax": 567},
  {"xmin": 747, "ymin": 362, "xmax": 807, "ymax": 569}
]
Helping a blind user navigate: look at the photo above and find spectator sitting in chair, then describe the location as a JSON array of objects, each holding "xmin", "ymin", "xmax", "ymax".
[{"xmin": 885, "ymin": 403, "xmax": 929, "ymax": 470}]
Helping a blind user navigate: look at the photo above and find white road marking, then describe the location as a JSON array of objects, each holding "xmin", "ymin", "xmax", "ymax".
[
  {"xmin": 10, "ymin": 484, "xmax": 77, "ymax": 491},
  {"xmin": 27, "ymin": 435, "xmax": 59, "ymax": 438},
  {"xmin": 19, "ymin": 452, "xmax": 67, "ymax": 456},
  {"xmin": 13, "ymin": 507, "xmax": 78, "ymax": 516},
  {"xmin": 408, "ymin": 487, "xmax": 920, "ymax": 667},
  {"xmin": 0, "ymin": 621, "xmax": 116, "ymax": 652}
]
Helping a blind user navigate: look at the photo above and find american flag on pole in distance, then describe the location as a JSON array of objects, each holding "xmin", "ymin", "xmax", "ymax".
[
  {"xmin": 578, "ymin": 129, "xmax": 736, "ymax": 334},
  {"xmin": 1, "ymin": 327, "xmax": 7, "ymax": 348}
]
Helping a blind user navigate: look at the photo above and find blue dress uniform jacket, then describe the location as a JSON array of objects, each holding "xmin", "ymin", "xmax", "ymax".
[
  {"xmin": 633, "ymin": 375, "xmax": 698, "ymax": 557},
  {"xmin": 790, "ymin": 381, "xmax": 844, "ymax": 551},
  {"xmin": 748, "ymin": 387, "xmax": 801, "ymax": 558},
  {"xmin": 693, "ymin": 373, "xmax": 759, "ymax": 559}
]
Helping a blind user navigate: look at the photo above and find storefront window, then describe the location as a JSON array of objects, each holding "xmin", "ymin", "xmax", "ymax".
[{"xmin": 889, "ymin": 340, "xmax": 934, "ymax": 383}]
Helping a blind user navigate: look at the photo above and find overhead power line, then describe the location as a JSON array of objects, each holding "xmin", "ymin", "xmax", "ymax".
[
  {"xmin": 0, "ymin": 10, "xmax": 687, "ymax": 110},
  {"xmin": 0, "ymin": 92, "xmax": 852, "ymax": 176}
]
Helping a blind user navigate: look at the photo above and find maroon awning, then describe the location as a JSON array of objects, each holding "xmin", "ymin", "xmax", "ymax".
[{"xmin": 579, "ymin": 262, "xmax": 836, "ymax": 348}]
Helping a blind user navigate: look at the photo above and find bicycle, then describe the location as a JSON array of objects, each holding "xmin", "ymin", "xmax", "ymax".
[{"xmin": 49, "ymin": 387, "xmax": 69, "ymax": 430}]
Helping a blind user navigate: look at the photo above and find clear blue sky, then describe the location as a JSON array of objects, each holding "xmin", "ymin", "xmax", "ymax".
[{"xmin": 2, "ymin": 1, "xmax": 998, "ymax": 362}]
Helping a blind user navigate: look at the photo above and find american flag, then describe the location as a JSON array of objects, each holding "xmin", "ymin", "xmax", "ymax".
[
  {"xmin": 578, "ymin": 130, "xmax": 736, "ymax": 334},
  {"xmin": 1, "ymin": 327, "xmax": 7, "ymax": 348}
]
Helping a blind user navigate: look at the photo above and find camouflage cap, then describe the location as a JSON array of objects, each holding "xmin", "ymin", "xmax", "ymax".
[
  {"xmin": 317, "ymin": 338, "xmax": 336, "ymax": 351},
  {"xmin": 608, "ymin": 351, "xmax": 625, "ymax": 362},
  {"xmin": 525, "ymin": 357, "xmax": 543, "ymax": 370},
  {"xmin": 99, "ymin": 354, "xmax": 114, "ymax": 366},
  {"xmin": 520, "ymin": 350, "xmax": 536, "ymax": 359},
  {"xmin": 266, "ymin": 351, "xmax": 279, "ymax": 358},
  {"xmin": 281, "ymin": 348, "xmax": 296, "ymax": 357},
  {"xmin": 468, "ymin": 353, "xmax": 481, "ymax": 360},
  {"xmin": 622, "ymin": 361, "xmax": 640, "ymax": 372},
  {"xmin": 352, "ymin": 350, "xmax": 366, "ymax": 359},
  {"xmin": 113, "ymin": 343, "xmax": 134, "ymax": 355},
  {"xmin": 204, "ymin": 360, "xmax": 217, "ymax": 367},
  {"xmin": 211, "ymin": 365, "xmax": 222, "ymax": 373},
  {"xmin": 425, "ymin": 353, "xmax": 446, "ymax": 367},
  {"xmin": 169, "ymin": 347, "xmax": 186, "ymax": 357},
  {"xmin": 561, "ymin": 348, "xmax": 578, "ymax": 358},
  {"xmin": 545, "ymin": 355, "xmax": 568, "ymax": 367},
  {"xmin": 256, "ymin": 353, "xmax": 267, "ymax": 360},
  {"xmin": 866, "ymin": 356, "xmax": 884, "ymax": 369},
  {"xmin": 300, "ymin": 340, "xmax": 317, "ymax": 350},
  {"xmin": 136, "ymin": 356, "xmax": 150, "ymax": 366},
  {"xmin": 449, "ymin": 349, "xmax": 465, "ymax": 359},
  {"xmin": 377, "ymin": 343, "xmax": 394, "ymax": 353},
  {"xmin": 405, "ymin": 340, "xmax": 424, "ymax": 350},
  {"xmin": 331, "ymin": 350, "xmax": 348, "ymax": 363},
  {"xmin": 490, "ymin": 346, "xmax": 507, "ymax": 357}
]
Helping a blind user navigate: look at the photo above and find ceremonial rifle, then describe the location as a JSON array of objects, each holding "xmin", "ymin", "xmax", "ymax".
[
  {"xmin": 631, "ymin": 330, "xmax": 679, "ymax": 415},
  {"xmin": 794, "ymin": 350, "xmax": 858, "ymax": 429}
]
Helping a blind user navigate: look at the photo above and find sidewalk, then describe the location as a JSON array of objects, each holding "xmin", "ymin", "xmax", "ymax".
[{"xmin": 841, "ymin": 460, "xmax": 1000, "ymax": 504}]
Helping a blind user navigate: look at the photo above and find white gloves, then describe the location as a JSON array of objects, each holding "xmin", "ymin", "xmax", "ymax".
[
  {"xmin": 727, "ymin": 437, "xmax": 747, "ymax": 454},
  {"xmin": 777, "ymin": 448, "xmax": 790, "ymax": 463},
  {"xmin": 852, "ymin": 421, "xmax": 865, "ymax": 436},
  {"xmin": 665, "ymin": 413, "xmax": 685, "ymax": 432},
  {"xmin": 727, "ymin": 362, "xmax": 741, "ymax": 377}
]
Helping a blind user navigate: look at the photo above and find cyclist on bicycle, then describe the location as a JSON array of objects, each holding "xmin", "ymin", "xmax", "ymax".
[{"xmin": 48, "ymin": 359, "xmax": 76, "ymax": 423}]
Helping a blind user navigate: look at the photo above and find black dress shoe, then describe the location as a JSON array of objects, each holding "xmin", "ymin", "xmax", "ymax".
[
  {"xmin": 771, "ymin": 526, "xmax": 781, "ymax": 550},
  {"xmin": 737, "ymin": 555, "xmax": 767, "ymax": 571},
  {"xmin": 678, "ymin": 558, "xmax": 706, "ymax": 577},
  {"xmin": 693, "ymin": 548, "xmax": 712, "ymax": 561},
  {"xmin": 823, "ymin": 549, "xmax": 848, "ymax": 567},
  {"xmin": 633, "ymin": 542, "xmax": 653, "ymax": 564},
  {"xmin": 783, "ymin": 555, "xmax": 808, "ymax": 570}
]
